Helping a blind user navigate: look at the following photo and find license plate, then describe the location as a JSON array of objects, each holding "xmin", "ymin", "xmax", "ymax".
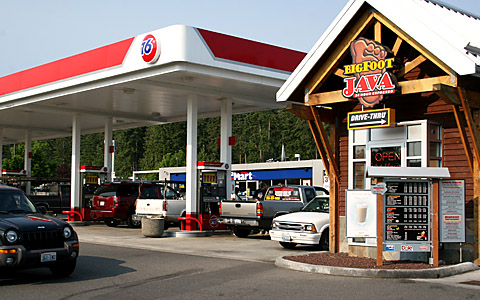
[
  {"xmin": 282, "ymin": 233, "xmax": 292, "ymax": 242},
  {"xmin": 41, "ymin": 252, "xmax": 57, "ymax": 262},
  {"xmin": 100, "ymin": 201, "xmax": 105, "ymax": 206}
]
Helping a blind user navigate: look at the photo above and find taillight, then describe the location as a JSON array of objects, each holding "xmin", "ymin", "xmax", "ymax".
[
  {"xmin": 219, "ymin": 202, "xmax": 222, "ymax": 215},
  {"xmin": 163, "ymin": 200, "xmax": 167, "ymax": 211},
  {"xmin": 114, "ymin": 196, "xmax": 119, "ymax": 208},
  {"xmin": 256, "ymin": 202, "xmax": 263, "ymax": 217}
]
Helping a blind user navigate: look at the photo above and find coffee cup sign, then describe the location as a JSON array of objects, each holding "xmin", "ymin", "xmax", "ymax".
[{"xmin": 356, "ymin": 203, "xmax": 368, "ymax": 224}]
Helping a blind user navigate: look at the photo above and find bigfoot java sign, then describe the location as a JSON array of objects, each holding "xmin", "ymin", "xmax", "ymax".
[{"xmin": 342, "ymin": 38, "xmax": 400, "ymax": 108}]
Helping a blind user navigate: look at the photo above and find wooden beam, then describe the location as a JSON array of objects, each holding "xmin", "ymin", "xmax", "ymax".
[
  {"xmin": 433, "ymin": 84, "xmax": 480, "ymax": 109},
  {"xmin": 329, "ymin": 118, "xmax": 340, "ymax": 253},
  {"xmin": 308, "ymin": 120, "xmax": 330, "ymax": 173},
  {"xmin": 306, "ymin": 11, "xmax": 375, "ymax": 94},
  {"xmin": 392, "ymin": 37, "xmax": 403, "ymax": 56},
  {"xmin": 458, "ymin": 87, "xmax": 480, "ymax": 159},
  {"xmin": 308, "ymin": 76, "xmax": 453, "ymax": 106},
  {"xmin": 432, "ymin": 179, "xmax": 439, "ymax": 267},
  {"xmin": 452, "ymin": 105, "xmax": 474, "ymax": 174},
  {"xmin": 310, "ymin": 106, "xmax": 340, "ymax": 184},
  {"xmin": 376, "ymin": 178, "xmax": 384, "ymax": 267},
  {"xmin": 395, "ymin": 55, "xmax": 427, "ymax": 79},
  {"xmin": 373, "ymin": 12, "xmax": 452, "ymax": 76},
  {"xmin": 287, "ymin": 103, "xmax": 314, "ymax": 121},
  {"xmin": 374, "ymin": 20, "xmax": 382, "ymax": 43},
  {"xmin": 474, "ymin": 159, "xmax": 480, "ymax": 265},
  {"xmin": 286, "ymin": 103, "xmax": 336, "ymax": 123}
]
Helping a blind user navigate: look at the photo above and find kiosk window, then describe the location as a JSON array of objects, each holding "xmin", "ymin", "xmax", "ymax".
[{"xmin": 353, "ymin": 162, "xmax": 365, "ymax": 189}]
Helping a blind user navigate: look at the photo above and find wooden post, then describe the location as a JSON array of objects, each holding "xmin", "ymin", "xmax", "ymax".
[
  {"xmin": 329, "ymin": 122, "xmax": 339, "ymax": 253},
  {"xmin": 376, "ymin": 178, "xmax": 383, "ymax": 267},
  {"xmin": 474, "ymin": 158, "xmax": 480, "ymax": 265},
  {"xmin": 432, "ymin": 179, "xmax": 439, "ymax": 267}
]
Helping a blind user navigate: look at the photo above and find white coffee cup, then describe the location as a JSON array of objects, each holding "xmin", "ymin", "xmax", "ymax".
[{"xmin": 356, "ymin": 203, "xmax": 368, "ymax": 224}]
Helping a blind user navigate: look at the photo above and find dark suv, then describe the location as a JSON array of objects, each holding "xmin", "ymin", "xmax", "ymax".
[
  {"xmin": 0, "ymin": 185, "xmax": 79, "ymax": 276},
  {"xmin": 90, "ymin": 182, "xmax": 141, "ymax": 228}
]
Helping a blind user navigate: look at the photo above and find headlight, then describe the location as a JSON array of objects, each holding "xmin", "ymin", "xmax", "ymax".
[
  {"xmin": 63, "ymin": 227, "xmax": 73, "ymax": 239},
  {"xmin": 5, "ymin": 230, "xmax": 18, "ymax": 243},
  {"xmin": 304, "ymin": 224, "xmax": 317, "ymax": 232},
  {"xmin": 271, "ymin": 222, "xmax": 278, "ymax": 229}
]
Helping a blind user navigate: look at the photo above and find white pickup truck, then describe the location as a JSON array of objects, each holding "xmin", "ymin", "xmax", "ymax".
[
  {"xmin": 270, "ymin": 196, "xmax": 329, "ymax": 250},
  {"xmin": 134, "ymin": 183, "xmax": 185, "ymax": 229},
  {"xmin": 219, "ymin": 185, "xmax": 325, "ymax": 238}
]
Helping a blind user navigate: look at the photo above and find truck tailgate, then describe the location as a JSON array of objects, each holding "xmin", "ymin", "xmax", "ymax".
[
  {"xmin": 220, "ymin": 201, "xmax": 257, "ymax": 218},
  {"xmin": 136, "ymin": 199, "xmax": 165, "ymax": 215}
]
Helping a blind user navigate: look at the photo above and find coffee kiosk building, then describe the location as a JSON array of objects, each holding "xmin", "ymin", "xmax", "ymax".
[{"xmin": 277, "ymin": 0, "xmax": 480, "ymax": 264}]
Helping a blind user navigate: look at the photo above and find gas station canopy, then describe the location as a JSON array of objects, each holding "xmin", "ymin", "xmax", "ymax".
[{"xmin": 0, "ymin": 25, "xmax": 305, "ymax": 143}]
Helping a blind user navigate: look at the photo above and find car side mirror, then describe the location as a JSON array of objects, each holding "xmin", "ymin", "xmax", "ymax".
[{"xmin": 37, "ymin": 206, "xmax": 47, "ymax": 214}]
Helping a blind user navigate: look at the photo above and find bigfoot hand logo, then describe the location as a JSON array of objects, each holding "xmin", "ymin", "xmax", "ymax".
[{"xmin": 342, "ymin": 38, "xmax": 399, "ymax": 108}]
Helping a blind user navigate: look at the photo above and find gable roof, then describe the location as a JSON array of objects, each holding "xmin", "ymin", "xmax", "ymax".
[{"xmin": 277, "ymin": 0, "xmax": 480, "ymax": 102}]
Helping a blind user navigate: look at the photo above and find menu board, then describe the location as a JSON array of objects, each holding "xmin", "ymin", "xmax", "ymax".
[
  {"xmin": 383, "ymin": 181, "xmax": 430, "ymax": 242},
  {"xmin": 439, "ymin": 180, "xmax": 465, "ymax": 243}
]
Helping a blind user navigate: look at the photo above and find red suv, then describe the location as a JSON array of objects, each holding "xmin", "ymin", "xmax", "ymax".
[{"xmin": 91, "ymin": 182, "xmax": 141, "ymax": 228}]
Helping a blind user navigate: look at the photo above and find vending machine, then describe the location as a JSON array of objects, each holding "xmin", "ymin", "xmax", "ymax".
[{"xmin": 197, "ymin": 162, "xmax": 229, "ymax": 230}]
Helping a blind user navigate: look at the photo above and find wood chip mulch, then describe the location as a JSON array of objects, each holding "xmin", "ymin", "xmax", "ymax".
[{"xmin": 284, "ymin": 252, "xmax": 440, "ymax": 269}]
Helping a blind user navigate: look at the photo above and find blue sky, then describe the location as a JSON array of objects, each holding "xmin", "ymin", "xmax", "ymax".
[{"xmin": 1, "ymin": 0, "xmax": 479, "ymax": 77}]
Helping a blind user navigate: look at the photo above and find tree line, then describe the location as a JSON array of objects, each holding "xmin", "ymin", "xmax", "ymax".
[{"xmin": 2, "ymin": 109, "xmax": 319, "ymax": 179}]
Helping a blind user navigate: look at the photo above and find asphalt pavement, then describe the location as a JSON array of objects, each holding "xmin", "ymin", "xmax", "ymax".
[{"xmin": 73, "ymin": 223, "xmax": 480, "ymax": 281}]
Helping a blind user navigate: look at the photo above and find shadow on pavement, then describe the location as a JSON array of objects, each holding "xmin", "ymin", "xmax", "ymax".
[{"xmin": 0, "ymin": 255, "xmax": 135, "ymax": 285}]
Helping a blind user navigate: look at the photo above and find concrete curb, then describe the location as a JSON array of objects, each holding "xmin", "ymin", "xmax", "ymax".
[
  {"xmin": 275, "ymin": 256, "xmax": 479, "ymax": 278},
  {"xmin": 146, "ymin": 230, "xmax": 232, "ymax": 238}
]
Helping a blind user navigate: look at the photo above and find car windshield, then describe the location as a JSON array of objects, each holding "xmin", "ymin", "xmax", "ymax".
[
  {"xmin": 301, "ymin": 197, "xmax": 329, "ymax": 213},
  {"xmin": 0, "ymin": 190, "xmax": 38, "ymax": 214}
]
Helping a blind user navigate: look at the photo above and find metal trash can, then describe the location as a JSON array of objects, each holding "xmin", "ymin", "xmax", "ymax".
[{"xmin": 141, "ymin": 217, "xmax": 164, "ymax": 238}]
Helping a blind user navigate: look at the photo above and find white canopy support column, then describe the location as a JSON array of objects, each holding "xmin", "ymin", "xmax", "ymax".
[
  {"xmin": 70, "ymin": 114, "xmax": 82, "ymax": 216},
  {"xmin": 24, "ymin": 130, "xmax": 32, "ymax": 195},
  {"xmin": 220, "ymin": 98, "xmax": 232, "ymax": 199},
  {"xmin": 104, "ymin": 117, "xmax": 113, "ymax": 182},
  {"xmin": 186, "ymin": 94, "xmax": 198, "ymax": 230}
]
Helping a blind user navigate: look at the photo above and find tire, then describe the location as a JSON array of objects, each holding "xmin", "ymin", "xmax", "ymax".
[
  {"xmin": 279, "ymin": 242, "xmax": 297, "ymax": 249},
  {"xmin": 50, "ymin": 259, "xmax": 77, "ymax": 277},
  {"xmin": 232, "ymin": 227, "xmax": 251, "ymax": 238},
  {"xmin": 319, "ymin": 228, "xmax": 329, "ymax": 251},
  {"xmin": 127, "ymin": 212, "xmax": 141, "ymax": 228},
  {"xmin": 104, "ymin": 219, "xmax": 120, "ymax": 227}
]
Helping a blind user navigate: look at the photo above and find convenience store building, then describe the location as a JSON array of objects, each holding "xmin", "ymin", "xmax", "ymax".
[{"xmin": 277, "ymin": 0, "xmax": 480, "ymax": 264}]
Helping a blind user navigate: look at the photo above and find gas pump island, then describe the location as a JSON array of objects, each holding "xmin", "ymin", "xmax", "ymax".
[{"xmin": 182, "ymin": 162, "xmax": 229, "ymax": 231}]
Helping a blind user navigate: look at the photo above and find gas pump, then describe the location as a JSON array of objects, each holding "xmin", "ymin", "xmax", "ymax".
[
  {"xmin": 197, "ymin": 162, "xmax": 229, "ymax": 230},
  {"xmin": 76, "ymin": 166, "xmax": 108, "ymax": 221}
]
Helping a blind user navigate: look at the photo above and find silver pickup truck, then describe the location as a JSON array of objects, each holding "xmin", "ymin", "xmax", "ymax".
[
  {"xmin": 219, "ymin": 185, "xmax": 325, "ymax": 237},
  {"xmin": 134, "ymin": 183, "xmax": 185, "ymax": 229}
]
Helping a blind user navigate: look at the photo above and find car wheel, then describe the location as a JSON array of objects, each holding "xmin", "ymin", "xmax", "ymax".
[
  {"xmin": 104, "ymin": 219, "xmax": 120, "ymax": 227},
  {"xmin": 127, "ymin": 212, "xmax": 141, "ymax": 228},
  {"xmin": 232, "ymin": 227, "xmax": 251, "ymax": 238},
  {"xmin": 50, "ymin": 258, "xmax": 77, "ymax": 277},
  {"xmin": 319, "ymin": 228, "xmax": 329, "ymax": 250},
  {"xmin": 279, "ymin": 242, "xmax": 297, "ymax": 249}
]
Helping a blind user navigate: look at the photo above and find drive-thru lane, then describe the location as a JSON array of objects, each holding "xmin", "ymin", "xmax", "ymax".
[{"xmin": 73, "ymin": 223, "xmax": 319, "ymax": 262}]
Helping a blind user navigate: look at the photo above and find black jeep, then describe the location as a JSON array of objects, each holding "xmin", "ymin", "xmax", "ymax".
[{"xmin": 0, "ymin": 185, "xmax": 79, "ymax": 276}]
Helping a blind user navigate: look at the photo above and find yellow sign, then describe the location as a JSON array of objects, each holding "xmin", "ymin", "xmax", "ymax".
[
  {"xmin": 203, "ymin": 173, "xmax": 217, "ymax": 184},
  {"xmin": 347, "ymin": 108, "xmax": 395, "ymax": 130}
]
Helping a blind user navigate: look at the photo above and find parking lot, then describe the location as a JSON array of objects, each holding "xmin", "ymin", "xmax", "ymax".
[{"xmin": 74, "ymin": 223, "xmax": 322, "ymax": 263}]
